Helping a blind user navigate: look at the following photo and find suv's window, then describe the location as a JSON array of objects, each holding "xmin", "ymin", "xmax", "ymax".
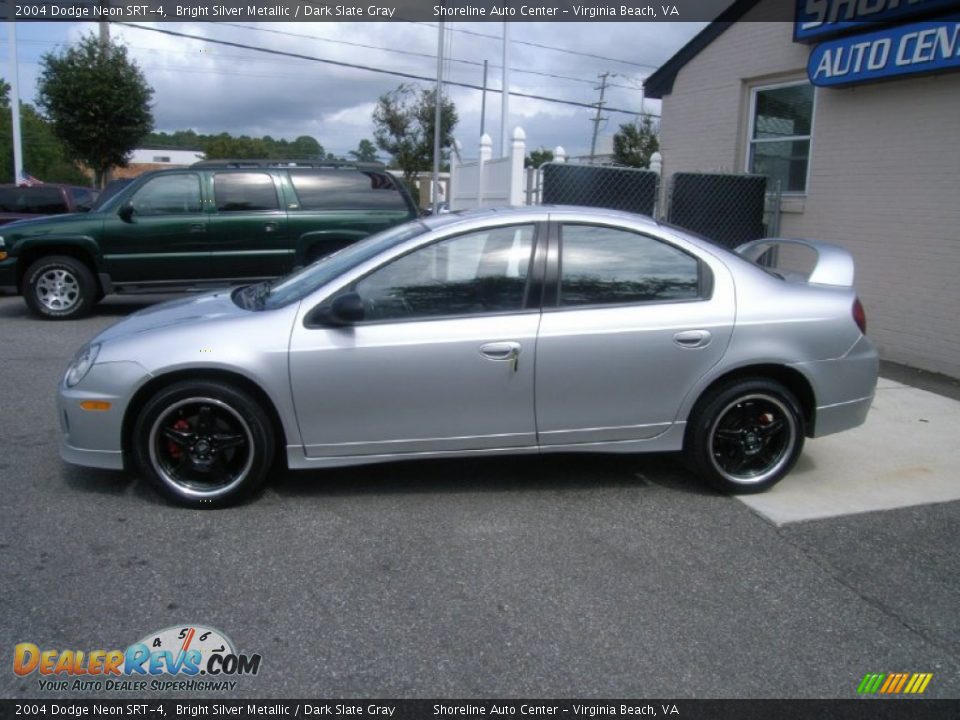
[
  {"xmin": 70, "ymin": 186, "xmax": 98, "ymax": 211},
  {"xmin": 0, "ymin": 187, "xmax": 68, "ymax": 214},
  {"xmin": 130, "ymin": 174, "xmax": 202, "ymax": 216},
  {"xmin": 213, "ymin": 172, "xmax": 279, "ymax": 212},
  {"xmin": 559, "ymin": 224, "xmax": 700, "ymax": 306},
  {"xmin": 353, "ymin": 224, "xmax": 535, "ymax": 322},
  {"xmin": 290, "ymin": 170, "xmax": 408, "ymax": 211}
]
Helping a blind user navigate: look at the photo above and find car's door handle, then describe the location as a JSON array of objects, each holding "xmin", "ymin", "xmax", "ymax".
[
  {"xmin": 188, "ymin": 223, "xmax": 205, "ymax": 233},
  {"xmin": 479, "ymin": 341, "xmax": 521, "ymax": 371},
  {"xmin": 673, "ymin": 330, "xmax": 712, "ymax": 348},
  {"xmin": 264, "ymin": 222, "xmax": 278, "ymax": 233}
]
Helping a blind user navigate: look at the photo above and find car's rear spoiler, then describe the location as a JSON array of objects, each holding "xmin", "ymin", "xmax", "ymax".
[{"xmin": 735, "ymin": 238, "xmax": 855, "ymax": 287}]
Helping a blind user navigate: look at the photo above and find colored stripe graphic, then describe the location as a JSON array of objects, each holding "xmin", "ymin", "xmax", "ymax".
[{"xmin": 858, "ymin": 672, "xmax": 932, "ymax": 694}]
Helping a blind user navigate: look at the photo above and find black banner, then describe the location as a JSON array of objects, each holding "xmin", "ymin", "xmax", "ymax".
[
  {"xmin": 1, "ymin": 0, "xmax": 802, "ymax": 23},
  {"xmin": 2, "ymin": 700, "xmax": 960, "ymax": 720}
]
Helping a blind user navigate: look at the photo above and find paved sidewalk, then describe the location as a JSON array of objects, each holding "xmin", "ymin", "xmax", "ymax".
[{"xmin": 739, "ymin": 378, "xmax": 960, "ymax": 525}]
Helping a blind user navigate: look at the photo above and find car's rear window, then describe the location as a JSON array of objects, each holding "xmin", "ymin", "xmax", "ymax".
[
  {"xmin": 289, "ymin": 170, "xmax": 409, "ymax": 211},
  {"xmin": 0, "ymin": 187, "xmax": 68, "ymax": 214}
]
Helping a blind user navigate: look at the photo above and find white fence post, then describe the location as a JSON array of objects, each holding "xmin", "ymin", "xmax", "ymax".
[
  {"xmin": 650, "ymin": 151, "xmax": 663, "ymax": 218},
  {"xmin": 448, "ymin": 139, "xmax": 462, "ymax": 210},
  {"xmin": 554, "ymin": 145, "xmax": 566, "ymax": 164},
  {"xmin": 477, "ymin": 133, "xmax": 492, "ymax": 207},
  {"xmin": 650, "ymin": 151, "xmax": 662, "ymax": 176},
  {"xmin": 509, "ymin": 126, "xmax": 526, "ymax": 206}
]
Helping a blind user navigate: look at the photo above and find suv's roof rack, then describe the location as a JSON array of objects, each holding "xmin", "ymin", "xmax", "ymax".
[{"xmin": 191, "ymin": 159, "xmax": 386, "ymax": 171}]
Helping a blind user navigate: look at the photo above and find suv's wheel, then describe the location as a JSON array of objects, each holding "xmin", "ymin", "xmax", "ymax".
[
  {"xmin": 132, "ymin": 381, "xmax": 275, "ymax": 508},
  {"xmin": 22, "ymin": 255, "xmax": 97, "ymax": 320},
  {"xmin": 685, "ymin": 378, "xmax": 805, "ymax": 494}
]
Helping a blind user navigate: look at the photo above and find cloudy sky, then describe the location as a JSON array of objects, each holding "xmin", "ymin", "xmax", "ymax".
[{"xmin": 2, "ymin": 21, "xmax": 706, "ymax": 159}]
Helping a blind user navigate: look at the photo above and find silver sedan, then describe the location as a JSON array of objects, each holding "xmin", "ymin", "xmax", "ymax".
[{"xmin": 58, "ymin": 207, "xmax": 878, "ymax": 507}]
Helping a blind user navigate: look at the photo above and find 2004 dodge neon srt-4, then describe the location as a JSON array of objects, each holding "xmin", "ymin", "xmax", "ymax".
[{"xmin": 58, "ymin": 207, "xmax": 878, "ymax": 508}]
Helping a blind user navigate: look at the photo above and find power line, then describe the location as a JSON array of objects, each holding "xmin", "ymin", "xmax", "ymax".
[
  {"xmin": 117, "ymin": 23, "xmax": 659, "ymax": 118},
  {"xmin": 404, "ymin": 21, "xmax": 660, "ymax": 71},
  {"xmin": 215, "ymin": 22, "xmax": 612, "ymax": 89}
]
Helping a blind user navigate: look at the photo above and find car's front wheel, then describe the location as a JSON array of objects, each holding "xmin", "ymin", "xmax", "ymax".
[
  {"xmin": 132, "ymin": 381, "xmax": 275, "ymax": 508},
  {"xmin": 685, "ymin": 378, "xmax": 805, "ymax": 494},
  {"xmin": 22, "ymin": 255, "xmax": 97, "ymax": 320}
]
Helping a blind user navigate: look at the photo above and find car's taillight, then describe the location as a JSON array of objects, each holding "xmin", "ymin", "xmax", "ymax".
[{"xmin": 853, "ymin": 297, "xmax": 867, "ymax": 335}]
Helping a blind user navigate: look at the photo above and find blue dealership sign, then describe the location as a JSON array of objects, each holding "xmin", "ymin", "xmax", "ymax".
[
  {"xmin": 808, "ymin": 16, "xmax": 960, "ymax": 86},
  {"xmin": 794, "ymin": 0, "xmax": 960, "ymax": 42}
]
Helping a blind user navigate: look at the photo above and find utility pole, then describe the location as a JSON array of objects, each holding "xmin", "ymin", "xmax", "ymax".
[
  {"xmin": 7, "ymin": 23, "xmax": 24, "ymax": 185},
  {"xmin": 589, "ymin": 72, "xmax": 609, "ymax": 162},
  {"xmin": 100, "ymin": 0, "xmax": 111, "ymax": 187},
  {"xmin": 500, "ymin": 22, "xmax": 510, "ymax": 158},
  {"xmin": 431, "ymin": 21, "xmax": 445, "ymax": 215},
  {"xmin": 479, "ymin": 60, "xmax": 488, "ymax": 139},
  {"xmin": 99, "ymin": 0, "xmax": 110, "ymax": 49}
]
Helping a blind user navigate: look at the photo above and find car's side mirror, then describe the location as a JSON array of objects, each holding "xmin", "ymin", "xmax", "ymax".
[
  {"xmin": 118, "ymin": 202, "xmax": 135, "ymax": 223},
  {"xmin": 307, "ymin": 291, "xmax": 365, "ymax": 327}
]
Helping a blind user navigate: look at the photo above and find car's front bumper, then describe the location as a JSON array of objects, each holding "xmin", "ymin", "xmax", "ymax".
[
  {"xmin": 0, "ymin": 256, "xmax": 18, "ymax": 293},
  {"xmin": 58, "ymin": 360, "xmax": 152, "ymax": 470}
]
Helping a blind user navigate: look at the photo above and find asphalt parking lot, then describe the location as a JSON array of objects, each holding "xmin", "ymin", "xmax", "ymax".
[{"xmin": 1, "ymin": 293, "xmax": 958, "ymax": 699}]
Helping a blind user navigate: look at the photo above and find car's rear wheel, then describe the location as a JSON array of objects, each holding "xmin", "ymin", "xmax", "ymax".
[
  {"xmin": 686, "ymin": 378, "xmax": 804, "ymax": 494},
  {"xmin": 22, "ymin": 255, "xmax": 97, "ymax": 320},
  {"xmin": 132, "ymin": 381, "xmax": 274, "ymax": 508}
]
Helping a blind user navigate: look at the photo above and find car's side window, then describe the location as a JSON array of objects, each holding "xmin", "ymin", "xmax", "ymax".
[
  {"xmin": 353, "ymin": 224, "xmax": 536, "ymax": 322},
  {"xmin": 70, "ymin": 187, "xmax": 97, "ymax": 212},
  {"xmin": 213, "ymin": 172, "xmax": 279, "ymax": 212},
  {"xmin": 559, "ymin": 224, "xmax": 700, "ymax": 307},
  {"xmin": 290, "ymin": 170, "xmax": 408, "ymax": 211},
  {"xmin": 130, "ymin": 174, "xmax": 202, "ymax": 216}
]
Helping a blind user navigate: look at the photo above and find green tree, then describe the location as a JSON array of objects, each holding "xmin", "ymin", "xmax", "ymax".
[
  {"xmin": 349, "ymin": 139, "xmax": 380, "ymax": 163},
  {"xmin": 525, "ymin": 147, "xmax": 554, "ymax": 168},
  {"xmin": 0, "ymin": 77, "xmax": 89, "ymax": 185},
  {"xmin": 612, "ymin": 116, "xmax": 659, "ymax": 169},
  {"xmin": 37, "ymin": 34, "xmax": 154, "ymax": 187},
  {"xmin": 290, "ymin": 135, "xmax": 322, "ymax": 158},
  {"xmin": 372, "ymin": 84, "xmax": 458, "ymax": 187}
]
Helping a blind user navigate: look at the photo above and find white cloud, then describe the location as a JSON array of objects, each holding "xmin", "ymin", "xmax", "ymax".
[{"xmin": 7, "ymin": 20, "xmax": 705, "ymax": 158}]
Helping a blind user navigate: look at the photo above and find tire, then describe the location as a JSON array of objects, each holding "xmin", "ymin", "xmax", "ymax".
[
  {"xmin": 132, "ymin": 381, "xmax": 275, "ymax": 508},
  {"xmin": 22, "ymin": 255, "xmax": 98, "ymax": 320},
  {"xmin": 685, "ymin": 378, "xmax": 805, "ymax": 494}
]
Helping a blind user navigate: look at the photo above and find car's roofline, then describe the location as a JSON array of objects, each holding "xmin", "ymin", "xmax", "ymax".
[{"xmin": 420, "ymin": 205, "xmax": 663, "ymax": 231}]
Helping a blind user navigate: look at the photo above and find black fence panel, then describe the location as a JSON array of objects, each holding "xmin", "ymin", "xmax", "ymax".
[
  {"xmin": 541, "ymin": 163, "xmax": 658, "ymax": 215},
  {"xmin": 667, "ymin": 173, "xmax": 768, "ymax": 248}
]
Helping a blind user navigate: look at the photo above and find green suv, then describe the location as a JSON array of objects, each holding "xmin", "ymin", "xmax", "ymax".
[{"xmin": 0, "ymin": 160, "xmax": 418, "ymax": 319}]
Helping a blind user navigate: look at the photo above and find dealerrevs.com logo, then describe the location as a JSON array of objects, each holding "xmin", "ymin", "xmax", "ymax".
[{"xmin": 13, "ymin": 625, "xmax": 262, "ymax": 692}]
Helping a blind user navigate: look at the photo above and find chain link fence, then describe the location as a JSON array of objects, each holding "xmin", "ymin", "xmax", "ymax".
[
  {"xmin": 536, "ymin": 162, "xmax": 660, "ymax": 216},
  {"xmin": 665, "ymin": 172, "xmax": 781, "ymax": 250},
  {"xmin": 527, "ymin": 162, "xmax": 781, "ymax": 252}
]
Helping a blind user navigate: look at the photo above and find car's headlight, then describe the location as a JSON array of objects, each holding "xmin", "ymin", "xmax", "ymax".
[{"xmin": 65, "ymin": 343, "xmax": 100, "ymax": 387}]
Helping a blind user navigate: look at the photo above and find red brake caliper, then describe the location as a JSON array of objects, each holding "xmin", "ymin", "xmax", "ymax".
[{"xmin": 167, "ymin": 419, "xmax": 191, "ymax": 459}]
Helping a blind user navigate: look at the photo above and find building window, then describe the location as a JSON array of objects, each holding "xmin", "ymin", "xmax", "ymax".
[
  {"xmin": 747, "ymin": 81, "xmax": 814, "ymax": 194},
  {"xmin": 152, "ymin": 156, "xmax": 171, "ymax": 163}
]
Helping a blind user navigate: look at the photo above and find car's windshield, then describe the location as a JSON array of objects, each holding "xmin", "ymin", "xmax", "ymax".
[{"xmin": 255, "ymin": 221, "xmax": 430, "ymax": 309}]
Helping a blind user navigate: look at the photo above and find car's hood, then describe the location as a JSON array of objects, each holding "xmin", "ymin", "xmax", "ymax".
[{"xmin": 95, "ymin": 290, "xmax": 247, "ymax": 343}]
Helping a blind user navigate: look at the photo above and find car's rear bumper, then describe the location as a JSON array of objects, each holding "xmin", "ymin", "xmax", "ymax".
[
  {"xmin": 793, "ymin": 335, "xmax": 879, "ymax": 437},
  {"xmin": 812, "ymin": 394, "xmax": 873, "ymax": 437}
]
